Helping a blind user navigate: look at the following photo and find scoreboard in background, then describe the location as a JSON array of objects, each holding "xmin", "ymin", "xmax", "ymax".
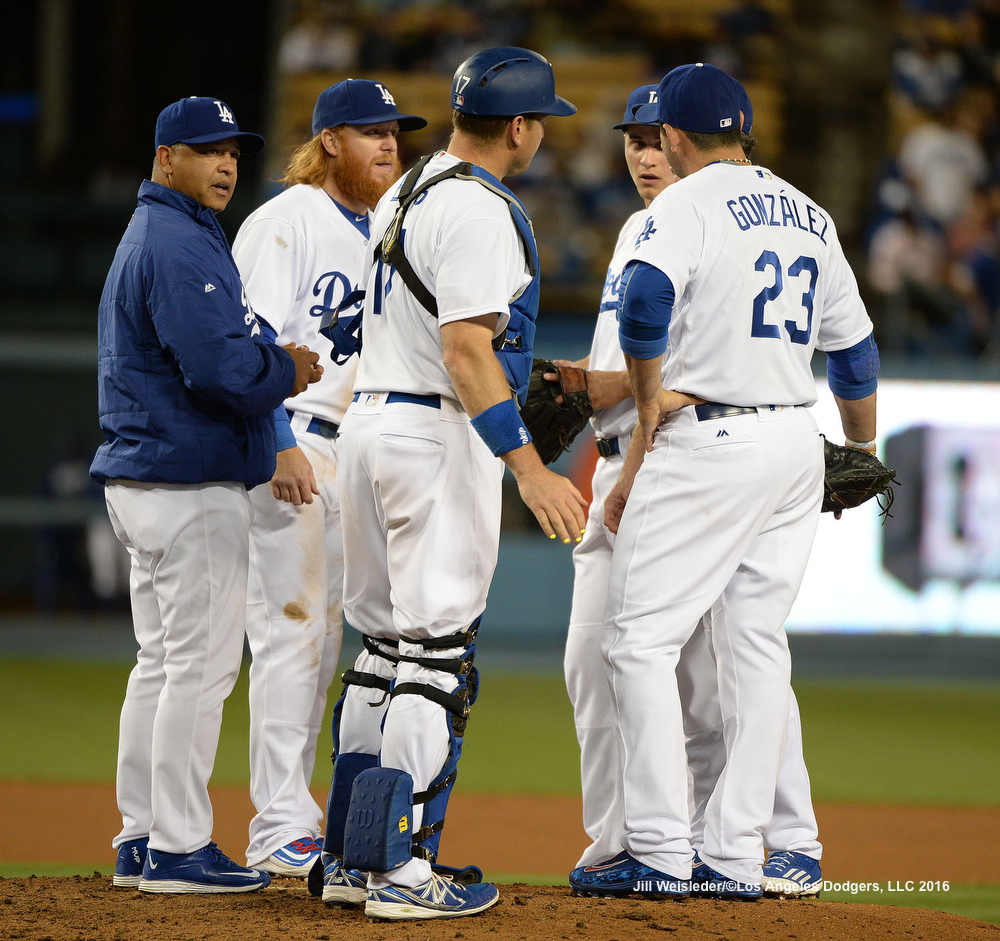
[{"xmin": 789, "ymin": 379, "xmax": 1000, "ymax": 635}]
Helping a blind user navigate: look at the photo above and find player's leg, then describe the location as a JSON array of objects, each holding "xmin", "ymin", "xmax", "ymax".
[
  {"xmin": 341, "ymin": 399, "xmax": 502, "ymax": 918},
  {"xmin": 108, "ymin": 480, "xmax": 267, "ymax": 892},
  {"xmin": 699, "ymin": 410, "xmax": 823, "ymax": 889},
  {"xmin": 106, "ymin": 487, "xmax": 165, "ymax": 886},
  {"xmin": 314, "ymin": 408, "xmax": 394, "ymax": 904},
  {"xmin": 677, "ymin": 614, "xmax": 725, "ymax": 855},
  {"xmin": 595, "ymin": 412, "xmax": 770, "ymax": 889},
  {"xmin": 761, "ymin": 688, "xmax": 823, "ymax": 897},
  {"xmin": 245, "ymin": 432, "xmax": 342, "ymax": 873},
  {"xmin": 564, "ymin": 457, "xmax": 625, "ymax": 869}
]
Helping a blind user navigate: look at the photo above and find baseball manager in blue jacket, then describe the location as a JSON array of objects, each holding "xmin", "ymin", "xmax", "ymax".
[{"xmin": 91, "ymin": 96, "xmax": 323, "ymax": 895}]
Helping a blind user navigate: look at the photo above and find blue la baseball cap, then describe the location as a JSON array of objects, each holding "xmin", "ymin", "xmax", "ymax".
[
  {"xmin": 154, "ymin": 97, "xmax": 265, "ymax": 153},
  {"xmin": 612, "ymin": 84, "xmax": 660, "ymax": 130},
  {"xmin": 312, "ymin": 79, "xmax": 428, "ymax": 136},
  {"xmin": 656, "ymin": 63, "xmax": 745, "ymax": 134}
]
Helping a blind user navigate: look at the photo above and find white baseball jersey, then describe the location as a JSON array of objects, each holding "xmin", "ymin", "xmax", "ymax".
[
  {"xmin": 234, "ymin": 183, "xmax": 364, "ymax": 423},
  {"xmin": 354, "ymin": 151, "xmax": 528, "ymax": 398},
  {"xmin": 588, "ymin": 210, "xmax": 644, "ymax": 441},
  {"xmin": 628, "ymin": 162, "xmax": 873, "ymax": 406}
]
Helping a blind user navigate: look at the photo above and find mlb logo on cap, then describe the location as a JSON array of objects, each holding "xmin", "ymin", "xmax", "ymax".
[
  {"xmin": 154, "ymin": 96, "xmax": 265, "ymax": 153},
  {"xmin": 656, "ymin": 63, "xmax": 745, "ymax": 135}
]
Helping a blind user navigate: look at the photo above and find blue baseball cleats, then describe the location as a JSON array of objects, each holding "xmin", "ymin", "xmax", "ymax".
[
  {"xmin": 112, "ymin": 837, "xmax": 149, "ymax": 887},
  {"xmin": 259, "ymin": 836, "xmax": 323, "ymax": 877},
  {"xmin": 569, "ymin": 851, "xmax": 690, "ymax": 899},
  {"xmin": 761, "ymin": 850, "xmax": 822, "ymax": 898},
  {"xmin": 365, "ymin": 872, "xmax": 500, "ymax": 920},
  {"xmin": 138, "ymin": 842, "xmax": 271, "ymax": 894}
]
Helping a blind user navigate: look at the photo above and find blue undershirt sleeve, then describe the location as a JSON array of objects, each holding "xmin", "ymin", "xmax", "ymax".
[
  {"xmin": 617, "ymin": 260, "xmax": 675, "ymax": 359},
  {"xmin": 826, "ymin": 333, "xmax": 879, "ymax": 400}
]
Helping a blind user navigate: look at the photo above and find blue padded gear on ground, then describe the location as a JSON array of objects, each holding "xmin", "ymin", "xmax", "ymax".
[
  {"xmin": 324, "ymin": 752, "xmax": 378, "ymax": 857},
  {"xmin": 342, "ymin": 767, "xmax": 415, "ymax": 872}
]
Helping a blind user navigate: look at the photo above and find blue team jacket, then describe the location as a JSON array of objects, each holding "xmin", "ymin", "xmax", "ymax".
[{"xmin": 90, "ymin": 180, "xmax": 295, "ymax": 487}]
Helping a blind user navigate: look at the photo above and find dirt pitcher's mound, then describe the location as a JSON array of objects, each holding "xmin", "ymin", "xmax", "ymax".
[{"xmin": 2, "ymin": 877, "xmax": 997, "ymax": 941}]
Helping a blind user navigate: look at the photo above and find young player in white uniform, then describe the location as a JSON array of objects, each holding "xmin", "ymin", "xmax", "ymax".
[
  {"xmin": 232, "ymin": 80, "xmax": 426, "ymax": 878},
  {"xmin": 567, "ymin": 81, "xmax": 825, "ymax": 900},
  {"xmin": 322, "ymin": 47, "xmax": 586, "ymax": 921},
  {"xmin": 573, "ymin": 64, "xmax": 878, "ymax": 900}
]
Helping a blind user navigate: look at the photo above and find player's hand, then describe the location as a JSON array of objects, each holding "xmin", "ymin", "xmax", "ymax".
[
  {"xmin": 604, "ymin": 476, "xmax": 630, "ymax": 534},
  {"xmin": 515, "ymin": 464, "xmax": 588, "ymax": 544},
  {"xmin": 638, "ymin": 390, "xmax": 704, "ymax": 451},
  {"xmin": 270, "ymin": 446, "xmax": 319, "ymax": 505},
  {"xmin": 284, "ymin": 343, "xmax": 324, "ymax": 395}
]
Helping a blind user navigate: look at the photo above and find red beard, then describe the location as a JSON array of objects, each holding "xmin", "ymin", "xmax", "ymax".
[{"xmin": 335, "ymin": 148, "xmax": 402, "ymax": 211}]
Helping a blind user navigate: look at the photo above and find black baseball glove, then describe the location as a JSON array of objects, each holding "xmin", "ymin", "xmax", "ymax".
[
  {"xmin": 822, "ymin": 435, "xmax": 898, "ymax": 520},
  {"xmin": 520, "ymin": 359, "xmax": 594, "ymax": 464}
]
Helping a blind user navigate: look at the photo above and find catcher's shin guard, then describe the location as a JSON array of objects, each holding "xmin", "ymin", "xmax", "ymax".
[
  {"xmin": 387, "ymin": 618, "xmax": 481, "ymax": 864},
  {"xmin": 325, "ymin": 635, "xmax": 399, "ymax": 855}
]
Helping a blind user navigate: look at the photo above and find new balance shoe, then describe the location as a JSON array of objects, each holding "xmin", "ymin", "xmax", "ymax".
[
  {"xmin": 258, "ymin": 836, "xmax": 323, "ymax": 877},
  {"xmin": 138, "ymin": 843, "xmax": 271, "ymax": 894},
  {"xmin": 112, "ymin": 837, "xmax": 148, "ymax": 888},
  {"xmin": 365, "ymin": 872, "xmax": 500, "ymax": 920},
  {"xmin": 762, "ymin": 851, "xmax": 822, "ymax": 899},
  {"xmin": 690, "ymin": 864, "xmax": 762, "ymax": 901},
  {"xmin": 570, "ymin": 851, "xmax": 690, "ymax": 899},
  {"xmin": 321, "ymin": 855, "xmax": 367, "ymax": 906}
]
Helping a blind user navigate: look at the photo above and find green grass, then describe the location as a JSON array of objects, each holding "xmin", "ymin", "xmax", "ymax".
[
  {"xmin": 823, "ymin": 885, "xmax": 1000, "ymax": 925},
  {"xmin": 3, "ymin": 660, "xmax": 998, "ymax": 804}
]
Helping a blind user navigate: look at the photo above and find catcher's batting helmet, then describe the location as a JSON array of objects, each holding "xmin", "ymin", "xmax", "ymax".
[{"xmin": 450, "ymin": 46, "xmax": 576, "ymax": 117}]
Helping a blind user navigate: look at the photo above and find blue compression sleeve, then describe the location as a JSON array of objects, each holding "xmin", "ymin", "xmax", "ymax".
[
  {"xmin": 826, "ymin": 333, "xmax": 879, "ymax": 399},
  {"xmin": 618, "ymin": 261, "xmax": 675, "ymax": 359}
]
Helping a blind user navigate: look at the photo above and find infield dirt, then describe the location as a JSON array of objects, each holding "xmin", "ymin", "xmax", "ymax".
[{"xmin": 2, "ymin": 782, "xmax": 999, "ymax": 940}]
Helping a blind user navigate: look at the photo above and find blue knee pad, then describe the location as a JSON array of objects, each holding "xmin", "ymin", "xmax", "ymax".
[{"xmin": 342, "ymin": 767, "xmax": 415, "ymax": 872}]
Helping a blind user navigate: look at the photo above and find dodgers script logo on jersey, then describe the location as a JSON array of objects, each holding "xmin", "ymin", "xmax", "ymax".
[
  {"xmin": 598, "ymin": 269, "xmax": 626, "ymax": 314},
  {"xmin": 309, "ymin": 270, "xmax": 364, "ymax": 319}
]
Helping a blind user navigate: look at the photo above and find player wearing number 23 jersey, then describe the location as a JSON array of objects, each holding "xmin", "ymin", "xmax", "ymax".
[{"xmin": 590, "ymin": 64, "xmax": 878, "ymax": 899}]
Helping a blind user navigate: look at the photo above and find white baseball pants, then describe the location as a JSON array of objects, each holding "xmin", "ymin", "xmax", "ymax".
[
  {"xmin": 244, "ymin": 425, "xmax": 345, "ymax": 865},
  {"xmin": 604, "ymin": 405, "xmax": 823, "ymax": 884},
  {"xmin": 106, "ymin": 480, "xmax": 252, "ymax": 855},
  {"xmin": 337, "ymin": 394, "xmax": 503, "ymax": 888}
]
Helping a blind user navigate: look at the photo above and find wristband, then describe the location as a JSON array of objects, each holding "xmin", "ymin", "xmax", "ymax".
[
  {"xmin": 470, "ymin": 398, "xmax": 532, "ymax": 456},
  {"xmin": 845, "ymin": 437, "xmax": 876, "ymax": 449}
]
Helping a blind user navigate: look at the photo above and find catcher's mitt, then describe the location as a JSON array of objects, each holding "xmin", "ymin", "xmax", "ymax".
[
  {"xmin": 822, "ymin": 435, "xmax": 898, "ymax": 520},
  {"xmin": 520, "ymin": 359, "xmax": 594, "ymax": 464}
]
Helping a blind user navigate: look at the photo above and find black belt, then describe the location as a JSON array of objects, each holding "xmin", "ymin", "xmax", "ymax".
[
  {"xmin": 694, "ymin": 403, "xmax": 759, "ymax": 421},
  {"xmin": 352, "ymin": 392, "xmax": 441, "ymax": 409},
  {"xmin": 595, "ymin": 436, "xmax": 621, "ymax": 458},
  {"xmin": 287, "ymin": 410, "xmax": 339, "ymax": 439}
]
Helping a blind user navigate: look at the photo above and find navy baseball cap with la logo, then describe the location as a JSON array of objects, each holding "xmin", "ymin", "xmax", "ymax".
[
  {"xmin": 312, "ymin": 79, "xmax": 428, "ymax": 135},
  {"xmin": 654, "ymin": 63, "xmax": 745, "ymax": 135},
  {"xmin": 154, "ymin": 97, "xmax": 265, "ymax": 153},
  {"xmin": 613, "ymin": 84, "xmax": 660, "ymax": 130}
]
